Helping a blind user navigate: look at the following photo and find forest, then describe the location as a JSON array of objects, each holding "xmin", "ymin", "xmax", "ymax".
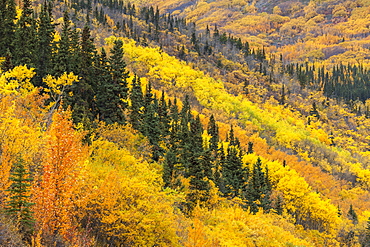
[{"xmin": 2, "ymin": 0, "xmax": 370, "ymax": 246}]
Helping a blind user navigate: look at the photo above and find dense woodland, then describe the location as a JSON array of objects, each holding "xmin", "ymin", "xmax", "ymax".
[{"xmin": 2, "ymin": 0, "xmax": 370, "ymax": 246}]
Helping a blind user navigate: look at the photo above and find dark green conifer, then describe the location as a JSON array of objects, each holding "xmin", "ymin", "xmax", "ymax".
[
  {"xmin": 348, "ymin": 204, "xmax": 358, "ymax": 224},
  {"xmin": 187, "ymin": 115, "xmax": 211, "ymax": 209},
  {"xmin": 0, "ymin": 0, "xmax": 16, "ymax": 56},
  {"xmin": 5, "ymin": 159, "xmax": 35, "ymax": 239},
  {"xmin": 34, "ymin": 2, "xmax": 55, "ymax": 86},
  {"xmin": 207, "ymin": 115, "xmax": 219, "ymax": 152},
  {"xmin": 362, "ymin": 217, "xmax": 370, "ymax": 247},
  {"xmin": 96, "ymin": 39, "xmax": 129, "ymax": 124},
  {"xmin": 275, "ymin": 195, "xmax": 283, "ymax": 215},
  {"xmin": 244, "ymin": 158, "xmax": 272, "ymax": 214},
  {"xmin": 52, "ymin": 10, "xmax": 75, "ymax": 75},
  {"xmin": 13, "ymin": 0, "xmax": 37, "ymax": 67},
  {"xmin": 68, "ymin": 24, "xmax": 96, "ymax": 123},
  {"xmin": 129, "ymin": 75, "xmax": 144, "ymax": 130}
]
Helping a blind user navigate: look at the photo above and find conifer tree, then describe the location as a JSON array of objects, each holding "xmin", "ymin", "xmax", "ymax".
[
  {"xmin": 104, "ymin": 39, "xmax": 129, "ymax": 124},
  {"xmin": 142, "ymin": 92, "xmax": 161, "ymax": 161},
  {"xmin": 129, "ymin": 75, "xmax": 144, "ymax": 130},
  {"xmin": 34, "ymin": 2, "xmax": 55, "ymax": 86},
  {"xmin": 362, "ymin": 217, "xmax": 370, "ymax": 247},
  {"xmin": 207, "ymin": 115, "xmax": 219, "ymax": 152},
  {"xmin": 222, "ymin": 143, "xmax": 244, "ymax": 198},
  {"xmin": 348, "ymin": 204, "xmax": 358, "ymax": 224},
  {"xmin": 244, "ymin": 158, "xmax": 272, "ymax": 214},
  {"xmin": 5, "ymin": 159, "xmax": 35, "ymax": 238},
  {"xmin": 275, "ymin": 195, "xmax": 284, "ymax": 215},
  {"xmin": 68, "ymin": 24, "xmax": 96, "ymax": 123},
  {"xmin": 0, "ymin": 0, "xmax": 16, "ymax": 56},
  {"xmin": 52, "ymin": 10, "xmax": 75, "ymax": 76},
  {"xmin": 158, "ymin": 91, "xmax": 171, "ymax": 138},
  {"xmin": 13, "ymin": 0, "xmax": 37, "ymax": 67},
  {"xmin": 187, "ymin": 115, "xmax": 211, "ymax": 209}
]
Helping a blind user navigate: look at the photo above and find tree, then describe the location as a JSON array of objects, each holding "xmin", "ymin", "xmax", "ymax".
[
  {"xmin": 34, "ymin": 2, "xmax": 55, "ymax": 86},
  {"xmin": 12, "ymin": 0, "xmax": 37, "ymax": 67},
  {"xmin": 5, "ymin": 158, "xmax": 34, "ymax": 240},
  {"xmin": 0, "ymin": 0, "xmax": 16, "ymax": 56},
  {"xmin": 33, "ymin": 109, "xmax": 86, "ymax": 243},
  {"xmin": 67, "ymin": 24, "xmax": 97, "ymax": 123},
  {"xmin": 207, "ymin": 115, "xmax": 219, "ymax": 152},
  {"xmin": 52, "ymin": 10, "xmax": 77, "ymax": 76},
  {"xmin": 362, "ymin": 217, "xmax": 370, "ymax": 247},
  {"xmin": 97, "ymin": 39, "xmax": 129, "ymax": 124},
  {"xmin": 348, "ymin": 204, "xmax": 358, "ymax": 224},
  {"xmin": 187, "ymin": 115, "xmax": 211, "ymax": 209},
  {"xmin": 129, "ymin": 75, "xmax": 144, "ymax": 130},
  {"xmin": 244, "ymin": 158, "xmax": 272, "ymax": 214}
]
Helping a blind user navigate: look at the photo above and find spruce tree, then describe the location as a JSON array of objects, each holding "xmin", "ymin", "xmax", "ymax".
[
  {"xmin": 103, "ymin": 39, "xmax": 129, "ymax": 124},
  {"xmin": 158, "ymin": 91, "xmax": 171, "ymax": 138},
  {"xmin": 275, "ymin": 195, "xmax": 284, "ymax": 215},
  {"xmin": 222, "ymin": 144, "xmax": 244, "ymax": 198},
  {"xmin": 207, "ymin": 114, "xmax": 219, "ymax": 152},
  {"xmin": 142, "ymin": 94, "xmax": 161, "ymax": 161},
  {"xmin": 362, "ymin": 217, "xmax": 370, "ymax": 247},
  {"xmin": 0, "ymin": 0, "xmax": 16, "ymax": 56},
  {"xmin": 178, "ymin": 96, "xmax": 192, "ymax": 176},
  {"xmin": 68, "ymin": 24, "xmax": 96, "ymax": 123},
  {"xmin": 348, "ymin": 204, "xmax": 358, "ymax": 224},
  {"xmin": 244, "ymin": 158, "xmax": 272, "ymax": 214},
  {"xmin": 187, "ymin": 115, "xmax": 211, "ymax": 209},
  {"xmin": 5, "ymin": 159, "xmax": 35, "ymax": 239},
  {"xmin": 12, "ymin": 0, "xmax": 37, "ymax": 67},
  {"xmin": 129, "ymin": 75, "xmax": 144, "ymax": 130},
  {"xmin": 34, "ymin": 2, "xmax": 55, "ymax": 86},
  {"xmin": 52, "ymin": 10, "xmax": 75, "ymax": 76}
]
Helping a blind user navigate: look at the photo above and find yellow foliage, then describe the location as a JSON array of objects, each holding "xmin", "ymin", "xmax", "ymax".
[
  {"xmin": 0, "ymin": 65, "xmax": 36, "ymax": 96},
  {"xmin": 76, "ymin": 138, "xmax": 182, "ymax": 246}
]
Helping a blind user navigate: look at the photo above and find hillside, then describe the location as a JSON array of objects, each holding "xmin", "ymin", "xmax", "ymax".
[{"xmin": 1, "ymin": 0, "xmax": 370, "ymax": 246}]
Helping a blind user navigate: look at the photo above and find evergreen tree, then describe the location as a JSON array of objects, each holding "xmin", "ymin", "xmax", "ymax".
[
  {"xmin": 13, "ymin": 0, "xmax": 37, "ymax": 67},
  {"xmin": 0, "ymin": 0, "xmax": 16, "ymax": 56},
  {"xmin": 5, "ymin": 159, "xmax": 35, "ymax": 240},
  {"xmin": 142, "ymin": 90, "xmax": 161, "ymax": 161},
  {"xmin": 34, "ymin": 2, "xmax": 55, "ymax": 86},
  {"xmin": 275, "ymin": 195, "xmax": 284, "ymax": 215},
  {"xmin": 129, "ymin": 75, "xmax": 144, "ymax": 130},
  {"xmin": 1, "ymin": 49, "xmax": 14, "ymax": 71},
  {"xmin": 244, "ymin": 158, "xmax": 272, "ymax": 214},
  {"xmin": 247, "ymin": 141, "xmax": 254, "ymax": 154},
  {"xmin": 52, "ymin": 10, "xmax": 75, "ymax": 75},
  {"xmin": 158, "ymin": 91, "xmax": 171, "ymax": 138},
  {"xmin": 178, "ymin": 96, "xmax": 192, "ymax": 176},
  {"xmin": 104, "ymin": 39, "xmax": 129, "ymax": 124},
  {"xmin": 362, "ymin": 217, "xmax": 370, "ymax": 247},
  {"xmin": 221, "ymin": 144, "xmax": 244, "ymax": 198},
  {"xmin": 187, "ymin": 115, "xmax": 211, "ymax": 209},
  {"xmin": 221, "ymin": 127, "xmax": 245, "ymax": 198},
  {"xmin": 68, "ymin": 24, "xmax": 97, "ymax": 123},
  {"xmin": 207, "ymin": 114, "xmax": 219, "ymax": 152},
  {"xmin": 348, "ymin": 204, "xmax": 358, "ymax": 224},
  {"xmin": 163, "ymin": 148, "xmax": 177, "ymax": 188},
  {"xmin": 95, "ymin": 39, "xmax": 129, "ymax": 124}
]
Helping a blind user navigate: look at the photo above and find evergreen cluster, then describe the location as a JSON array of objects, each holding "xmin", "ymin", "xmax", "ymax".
[
  {"xmin": 127, "ymin": 86, "xmax": 274, "ymax": 212},
  {"xmin": 284, "ymin": 63, "xmax": 370, "ymax": 103}
]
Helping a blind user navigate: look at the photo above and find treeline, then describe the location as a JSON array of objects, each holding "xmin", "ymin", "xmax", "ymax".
[
  {"xmin": 284, "ymin": 62, "xmax": 370, "ymax": 103},
  {"xmin": 63, "ymin": 0, "xmax": 269, "ymax": 65}
]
